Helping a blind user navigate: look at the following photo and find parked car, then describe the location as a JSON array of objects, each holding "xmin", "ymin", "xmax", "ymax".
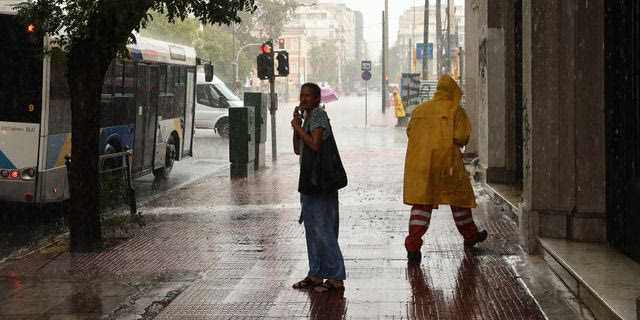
[{"xmin": 194, "ymin": 74, "xmax": 243, "ymax": 138}]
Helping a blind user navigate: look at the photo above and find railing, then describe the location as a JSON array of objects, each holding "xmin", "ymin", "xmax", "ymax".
[{"xmin": 98, "ymin": 150, "xmax": 137, "ymax": 215}]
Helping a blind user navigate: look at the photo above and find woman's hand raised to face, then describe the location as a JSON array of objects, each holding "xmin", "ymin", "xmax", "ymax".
[{"xmin": 291, "ymin": 107, "xmax": 303, "ymax": 128}]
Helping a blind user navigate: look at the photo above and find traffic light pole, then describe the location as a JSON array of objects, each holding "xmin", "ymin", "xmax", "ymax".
[
  {"xmin": 270, "ymin": 76, "xmax": 277, "ymax": 161},
  {"xmin": 257, "ymin": 39, "xmax": 288, "ymax": 162}
]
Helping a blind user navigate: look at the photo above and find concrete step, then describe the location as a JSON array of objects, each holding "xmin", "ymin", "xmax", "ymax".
[
  {"xmin": 485, "ymin": 182, "xmax": 640, "ymax": 320},
  {"xmin": 539, "ymin": 237, "xmax": 640, "ymax": 320}
]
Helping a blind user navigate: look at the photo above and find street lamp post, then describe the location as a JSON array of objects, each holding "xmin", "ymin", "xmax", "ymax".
[{"xmin": 234, "ymin": 43, "xmax": 263, "ymax": 92}]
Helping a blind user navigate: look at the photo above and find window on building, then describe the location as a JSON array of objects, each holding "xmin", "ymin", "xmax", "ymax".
[{"xmin": 292, "ymin": 39, "xmax": 299, "ymax": 51}]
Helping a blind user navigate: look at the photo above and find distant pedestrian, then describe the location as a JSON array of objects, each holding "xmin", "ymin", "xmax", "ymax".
[
  {"xmin": 403, "ymin": 75, "xmax": 488, "ymax": 263},
  {"xmin": 291, "ymin": 82, "xmax": 346, "ymax": 293}
]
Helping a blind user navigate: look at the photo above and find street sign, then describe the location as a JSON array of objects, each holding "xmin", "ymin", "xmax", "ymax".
[
  {"xmin": 416, "ymin": 43, "xmax": 434, "ymax": 60},
  {"xmin": 362, "ymin": 70, "xmax": 372, "ymax": 81},
  {"xmin": 361, "ymin": 60, "xmax": 372, "ymax": 71}
]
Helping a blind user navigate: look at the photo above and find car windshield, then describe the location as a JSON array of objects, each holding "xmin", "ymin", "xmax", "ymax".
[{"xmin": 213, "ymin": 83, "xmax": 241, "ymax": 101}]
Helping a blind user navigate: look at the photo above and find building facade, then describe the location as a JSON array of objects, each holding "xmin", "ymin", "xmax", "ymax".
[
  {"xmin": 396, "ymin": 4, "xmax": 464, "ymax": 79},
  {"xmin": 282, "ymin": 2, "xmax": 363, "ymax": 91}
]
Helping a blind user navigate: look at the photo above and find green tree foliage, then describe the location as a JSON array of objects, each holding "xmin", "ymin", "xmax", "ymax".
[
  {"xmin": 249, "ymin": 0, "xmax": 298, "ymax": 39},
  {"xmin": 309, "ymin": 42, "xmax": 339, "ymax": 87},
  {"xmin": 343, "ymin": 59, "xmax": 361, "ymax": 93},
  {"xmin": 140, "ymin": 0, "xmax": 298, "ymax": 85},
  {"xmin": 17, "ymin": 0, "xmax": 256, "ymax": 252}
]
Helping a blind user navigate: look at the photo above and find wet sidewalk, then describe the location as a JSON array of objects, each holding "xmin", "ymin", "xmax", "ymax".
[{"xmin": 0, "ymin": 147, "xmax": 544, "ymax": 319}]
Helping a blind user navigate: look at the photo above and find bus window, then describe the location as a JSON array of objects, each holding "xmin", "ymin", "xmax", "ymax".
[
  {"xmin": 114, "ymin": 60, "xmax": 124, "ymax": 95},
  {"xmin": 102, "ymin": 60, "xmax": 113, "ymax": 95},
  {"xmin": 158, "ymin": 65, "xmax": 166, "ymax": 94},
  {"xmin": 166, "ymin": 65, "xmax": 174, "ymax": 95},
  {"xmin": 48, "ymin": 53, "xmax": 71, "ymax": 135},
  {"xmin": 175, "ymin": 66, "xmax": 183, "ymax": 86},
  {"xmin": 123, "ymin": 61, "xmax": 135, "ymax": 95}
]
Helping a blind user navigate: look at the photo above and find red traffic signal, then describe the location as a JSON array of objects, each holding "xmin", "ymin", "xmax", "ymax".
[
  {"xmin": 261, "ymin": 40, "xmax": 273, "ymax": 54},
  {"xmin": 26, "ymin": 23, "xmax": 36, "ymax": 33},
  {"xmin": 278, "ymin": 38, "xmax": 285, "ymax": 49}
]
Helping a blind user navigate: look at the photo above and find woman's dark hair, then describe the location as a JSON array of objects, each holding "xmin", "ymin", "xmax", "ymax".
[{"xmin": 301, "ymin": 82, "xmax": 321, "ymax": 98}]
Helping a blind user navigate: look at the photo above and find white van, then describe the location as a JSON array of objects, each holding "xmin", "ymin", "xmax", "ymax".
[{"xmin": 195, "ymin": 73, "xmax": 243, "ymax": 137}]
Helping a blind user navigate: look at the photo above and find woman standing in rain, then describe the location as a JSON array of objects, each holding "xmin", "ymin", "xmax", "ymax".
[
  {"xmin": 291, "ymin": 82, "xmax": 346, "ymax": 293},
  {"xmin": 403, "ymin": 75, "xmax": 488, "ymax": 263}
]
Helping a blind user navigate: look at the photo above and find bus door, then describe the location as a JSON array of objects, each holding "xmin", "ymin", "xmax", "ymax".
[
  {"xmin": 182, "ymin": 68, "xmax": 195, "ymax": 157},
  {"xmin": 133, "ymin": 63, "xmax": 159, "ymax": 174}
]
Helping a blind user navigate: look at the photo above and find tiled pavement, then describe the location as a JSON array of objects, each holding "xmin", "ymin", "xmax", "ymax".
[{"xmin": 0, "ymin": 146, "xmax": 544, "ymax": 319}]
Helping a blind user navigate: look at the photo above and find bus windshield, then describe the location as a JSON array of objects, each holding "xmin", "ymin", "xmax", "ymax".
[{"xmin": 0, "ymin": 14, "xmax": 43, "ymax": 123}]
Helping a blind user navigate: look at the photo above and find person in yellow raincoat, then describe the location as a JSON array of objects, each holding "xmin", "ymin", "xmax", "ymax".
[
  {"xmin": 392, "ymin": 88, "xmax": 406, "ymax": 118},
  {"xmin": 403, "ymin": 75, "xmax": 487, "ymax": 262}
]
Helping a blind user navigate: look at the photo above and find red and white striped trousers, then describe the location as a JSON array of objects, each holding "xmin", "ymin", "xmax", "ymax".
[{"xmin": 404, "ymin": 204, "xmax": 479, "ymax": 252}]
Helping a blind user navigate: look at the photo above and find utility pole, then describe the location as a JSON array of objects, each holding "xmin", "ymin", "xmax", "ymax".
[
  {"xmin": 382, "ymin": 10, "xmax": 387, "ymax": 114},
  {"xmin": 411, "ymin": 1, "xmax": 416, "ymax": 73},
  {"xmin": 446, "ymin": 0, "xmax": 453, "ymax": 74},
  {"xmin": 436, "ymin": 0, "xmax": 442, "ymax": 77},
  {"xmin": 269, "ymin": 38, "xmax": 277, "ymax": 161},
  {"xmin": 383, "ymin": 0, "xmax": 389, "ymax": 113},
  {"xmin": 407, "ymin": 38, "xmax": 412, "ymax": 74},
  {"xmin": 232, "ymin": 22, "xmax": 237, "ymax": 92},
  {"xmin": 422, "ymin": 0, "xmax": 429, "ymax": 79}
]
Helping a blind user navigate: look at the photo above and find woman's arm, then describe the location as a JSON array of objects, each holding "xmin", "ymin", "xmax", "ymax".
[
  {"xmin": 293, "ymin": 131, "xmax": 301, "ymax": 155},
  {"xmin": 293, "ymin": 125, "xmax": 325, "ymax": 152},
  {"xmin": 292, "ymin": 108, "xmax": 303, "ymax": 155}
]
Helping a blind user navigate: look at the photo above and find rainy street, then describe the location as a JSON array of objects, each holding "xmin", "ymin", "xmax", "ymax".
[
  {"xmin": 2, "ymin": 0, "xmax": 640, "ymax": 318},
  {"xmin": 0, "ymin": 93, "xmax": 587, "ymax": 319}
]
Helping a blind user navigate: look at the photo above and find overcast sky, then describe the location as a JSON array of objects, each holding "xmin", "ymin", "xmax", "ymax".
[{"xmin": 317, "ymin": 0, "xmax": 464, "ymax": 61}]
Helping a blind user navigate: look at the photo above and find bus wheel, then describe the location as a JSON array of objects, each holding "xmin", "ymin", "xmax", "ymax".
[
  {"xmin": 153, "ymin": 135, "xmax": 176, "ymax": 179},
  {"xmin": 216, "ymin": 118, "xmax": 229, "ymax": 138}
]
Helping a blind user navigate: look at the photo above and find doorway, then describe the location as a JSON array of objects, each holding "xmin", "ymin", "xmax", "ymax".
[{"xmin": 605, "ymin": 0, "xmax": 640, "ymax": 263}]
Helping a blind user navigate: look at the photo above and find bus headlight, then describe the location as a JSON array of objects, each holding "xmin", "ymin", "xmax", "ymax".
[{"xmin": 20, "ymin": 168, "xmax": 36, "ymax": 180}]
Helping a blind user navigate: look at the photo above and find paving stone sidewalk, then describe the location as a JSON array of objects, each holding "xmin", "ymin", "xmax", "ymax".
[{"xmin": 0, "ymin": 148, "xmax": 544, "ymax": 319}]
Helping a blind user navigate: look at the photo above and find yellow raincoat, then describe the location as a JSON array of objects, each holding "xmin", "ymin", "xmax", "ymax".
[
  {"xmin": 403, "ymin": 75, "xmax": 476, "ymax": 208},
  {"xmin": 393, "ymin": 89, "xmax": 406, "ymax": 117}
]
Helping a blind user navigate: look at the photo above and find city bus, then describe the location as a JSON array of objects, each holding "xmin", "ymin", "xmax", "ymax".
[{"xmin": 0, "ymin": 10, "xmax": 205, "ymax": 203}]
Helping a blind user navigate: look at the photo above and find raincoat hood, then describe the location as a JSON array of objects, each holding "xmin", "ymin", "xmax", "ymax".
[{"xmin": 433, "ymin": 74, "xmax": 462, "ymax": 107}]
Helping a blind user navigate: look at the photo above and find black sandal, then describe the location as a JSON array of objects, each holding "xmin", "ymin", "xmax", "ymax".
[
  {"xmin": 292, "ymin": 276, "xmax": 323, "ymax": 289},
  {"xmin": 313, "ymin": 280, "xmax": 345, "ymax": 293}
]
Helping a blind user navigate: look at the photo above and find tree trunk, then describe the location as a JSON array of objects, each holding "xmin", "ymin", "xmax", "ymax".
[{"xmin": 67, "ymin": 42, "xmax": 110, "ymax": 252}]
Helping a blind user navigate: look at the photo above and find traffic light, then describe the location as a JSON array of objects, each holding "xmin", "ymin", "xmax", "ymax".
[
  {"xmin": 278, "ymin": 38, "xmax": 285, "ymax": 50},
  {"xmin": 276, "ymin": 51, "xmax": 289, "ymax": 77},
  {"xmin": 257, "ymin": 40, "xmax": 274, "ymax": 80},
  {"xmin": 260, "ymin": 40, "xmax": 273, "ymax": 54},
  {"xmin": 257, "ymin": 53, "xmax": 274, "ymax": 80}
]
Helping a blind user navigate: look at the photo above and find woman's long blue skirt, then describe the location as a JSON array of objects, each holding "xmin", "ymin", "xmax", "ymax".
[{"xmin": 299, "ymin": 191, "xmax": 346, "ymax": 280}]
